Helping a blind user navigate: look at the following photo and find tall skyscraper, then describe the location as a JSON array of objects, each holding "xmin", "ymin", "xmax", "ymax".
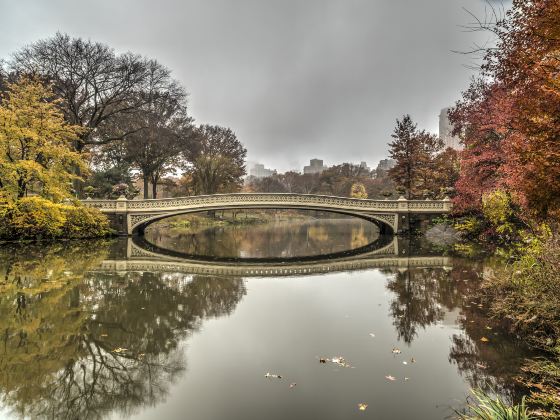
[{"xmin": 439, "ymin": 107, "xmax": 463, "ymax": 150}]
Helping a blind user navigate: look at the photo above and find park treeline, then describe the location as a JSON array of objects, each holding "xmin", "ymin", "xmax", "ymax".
[{"xmin": 0, "ymin": 34, "xmax": 247, "ymax": 239}]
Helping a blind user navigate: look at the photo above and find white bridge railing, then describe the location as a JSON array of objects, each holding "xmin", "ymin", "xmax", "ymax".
[{"xmin": 82, "ymin": 193, "xmax": 452, "ymax": 214}]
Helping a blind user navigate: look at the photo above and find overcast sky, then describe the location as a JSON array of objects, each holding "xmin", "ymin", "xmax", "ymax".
[{"xmin": 0, "ymin": 0, "xmax": 509, "ymax": 172}]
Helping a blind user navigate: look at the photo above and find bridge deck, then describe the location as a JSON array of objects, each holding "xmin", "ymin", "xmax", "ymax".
[{"xmin": 82, "ymin": 193, "xmax": 452, "ymax": 235}]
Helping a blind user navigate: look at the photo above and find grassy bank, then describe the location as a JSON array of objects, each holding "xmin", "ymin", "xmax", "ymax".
[{"xmin": 478, "ymin": 235, "xmax": 560, "ymax": 417}]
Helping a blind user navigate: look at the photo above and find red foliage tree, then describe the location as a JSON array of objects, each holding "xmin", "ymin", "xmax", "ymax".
[{"xmin": 451, "ymin": 0, "xmax": 560, "ymax": 218}]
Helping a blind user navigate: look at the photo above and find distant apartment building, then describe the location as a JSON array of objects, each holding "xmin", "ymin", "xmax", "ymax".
[
  {"xmin": 375, "ymin": 158, "xmax": 396, "ymax": 178},
  {"xmin": 439, "ymin": 107, "xmax": 463, "ymax": 150},
  {"xmin": 249, "ymin": 163, "xmax": 276, "ymax": 179},
  {"xmin": 303, "ymin": 159, "xmax": 327, "ymax": 174},
  {"xmin": 358, "ymin": 161, "xmax": 371, "ymax": 172}
]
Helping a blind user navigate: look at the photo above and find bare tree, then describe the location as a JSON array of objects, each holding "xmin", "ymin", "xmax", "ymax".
[
  {"xmin": 122, "ymin": 61, "xmax": 194, "ymax": 198},
  {"xmin": 9, "ymin": 33, "xmax": 162, "ymax": 152},
  {"xmin": 182, "ymin": 125, "xmax": 247, "ymax": 195}
]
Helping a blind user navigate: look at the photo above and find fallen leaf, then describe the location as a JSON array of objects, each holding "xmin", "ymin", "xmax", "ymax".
[
  {"xmin": 476, "ymin": 363, "xmax": 488, "ymax": 369},
  {"xmin": 358, "ymin": 403, "xmax": 368, "ymax": 411},
  {"xmin": 331, "ymin": 356, "xmax": 352, "ymax": 368},
  {"xmin": 112, "ymin": 347, "xmax": 127, "ymax": 353},
  {"xmin": 480, "ymin": 337, "xmax": 490, "ymax": 342},
  {"xmin": 100, "ymin": 334, "xmax": 108, "ymax": 337},
  {"xmin": 485, "ymin": 326, "xmax": 493, "ymax": 330},
  {"xmin": 319, "ymin": 356, "xmax": 353, "ymax": 368},
  {"xmin": 385, "ymin": 375, "xmax": 396, "ymax": 381},
  {"xmin": 264, "ymin": 372, "xmax": 282, "ymax": 379}
]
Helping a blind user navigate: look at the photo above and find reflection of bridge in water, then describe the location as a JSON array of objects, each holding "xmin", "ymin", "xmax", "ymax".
[{"xmin": 94, "ymin": 237, "xmax": 452, "ymax": 278}]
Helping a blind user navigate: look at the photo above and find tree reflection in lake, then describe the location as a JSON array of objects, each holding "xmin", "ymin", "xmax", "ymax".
[
  {"xmin": 384, "ymin": 258, "xmax": 534, "ymax": 405},
  {"xmin": 0, "ymin": 242, "xmax": 245, "ymax": 419},
  {"xmin": 0, "ymin": 236, "xmax": 542, "ymax": 419}
]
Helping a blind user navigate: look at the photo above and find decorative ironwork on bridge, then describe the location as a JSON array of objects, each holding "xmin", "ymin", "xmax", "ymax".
[{"xmin": 82, "ymin": 193, "xmax": 452, "ymax": 236}]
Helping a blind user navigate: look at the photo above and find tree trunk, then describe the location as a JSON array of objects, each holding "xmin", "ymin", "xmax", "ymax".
[
  {"xmin": 17, "ymin": 179, "xmax": 26, "ymax": 199},
  {"xmin": 152, "ymin": 181, "xmax": 158, "ymax": 199},
  {"xmin": 143, "ymin": 174, "xmax": 149, "ymax": 199}
]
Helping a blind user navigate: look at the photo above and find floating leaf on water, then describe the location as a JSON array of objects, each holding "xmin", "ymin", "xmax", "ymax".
[
  {"xmin": 331, "ymin": 356, "xmax": 352, "ymax": 368},
  {"xmin": 480, "ymin": 337, "xmax": 490, "ymax": 342},
  {"xmin": 319, "ymin": 356, "xmax": 353, "ymax": 368},
  {"xmin": 358, "ymin": 403, "xmax": 368, "ymax": 411},
  {"xmin": 385, "ymin": 375, "xmax": 396, "ymax": 381},
  {"xmin": 289, "ymin": 383, "xmax": 297, "ymax": 389},
  {"xmin": 391, "ymin": 348, "xmax": 401, "ymax": 354},
  {"xmin": 265, "ymin": 372, "xmax": 282, "ymax": 379}
]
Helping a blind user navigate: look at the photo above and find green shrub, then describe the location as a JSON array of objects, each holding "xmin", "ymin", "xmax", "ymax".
[
  {"xmin": 0, "ymin": 196, "xmax": 113, "ymax": 240},
  {"xmin": 454, "ymin": 216, "xmax": 485, "ymax": 238},
  {"xmin": 1, "ymin": 197, "xmax": 66, "ymax": 239},
  {"xmin": 61, "ymin": 203, "xmax": 113, "ymax": 238},
  {"xmin": 458, "ymin": 388, "xmax": 534, "ymax": 420}
]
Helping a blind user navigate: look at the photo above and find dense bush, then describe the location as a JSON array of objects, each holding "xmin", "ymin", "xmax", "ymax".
[
  {"xmin": 481, "ymin": 233, "xmax": 560, "ymax": 416},
  {"xmin": 0, "ymin": 197, "xmax": 113, "ymax": 240}
]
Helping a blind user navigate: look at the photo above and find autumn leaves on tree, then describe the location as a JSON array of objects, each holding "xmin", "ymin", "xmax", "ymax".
[
  {"xmin": 450, "ymin": 0, "xmax": 560, "ymax": 219},
  {"xmin": 0, "ymin": 77, "xmax": 85, "ymax": 202},
  {"xmin": 387, "ymin": 115, "xmax": 457, "ymax": 200}
]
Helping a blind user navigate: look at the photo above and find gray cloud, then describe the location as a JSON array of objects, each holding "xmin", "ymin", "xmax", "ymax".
[{"xmin": 0, "ymin": 0, "xmax": 504, "ymax": 171}]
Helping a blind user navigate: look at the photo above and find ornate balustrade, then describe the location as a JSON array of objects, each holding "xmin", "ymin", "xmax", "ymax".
[
  {"xmin": 84, "ymin": 193, "xmax": 451, "ymax": 213},
  {"xmin": 81, "ymin": 193, "xmax": 452, "ymax": 235}
]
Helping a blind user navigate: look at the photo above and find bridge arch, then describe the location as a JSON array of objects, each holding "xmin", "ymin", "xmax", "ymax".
[
  {"xmin": 81, "ymin": 193, "xmax": 452, "ymax": 236},
  {"xmin": 130, "ymin": 206, "xmax": 395, "ymax": 235}
]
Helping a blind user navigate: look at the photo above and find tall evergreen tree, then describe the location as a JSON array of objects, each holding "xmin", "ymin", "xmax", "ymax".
[
  {"xmin": 387, "ymin": 115, "xmax": 444, "ymax": 199},
  {"xmin": 387, "ymin": 115, "xmax": 421, "ymax": 199}
]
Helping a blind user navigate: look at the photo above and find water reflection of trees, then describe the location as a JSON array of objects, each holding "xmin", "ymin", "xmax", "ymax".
[
  {"xmin": 0, "ymin": 242, "xmax": 246, "ymax": 419},
  {"xmin": 146, "ymin": 219, "xmax": 378, "ymax": 259},
  {"xmin": 384, "ymin": 259, "xmax": 533, "ymax": 402}
]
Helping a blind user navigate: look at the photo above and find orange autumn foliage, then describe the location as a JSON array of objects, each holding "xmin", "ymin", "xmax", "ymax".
[{"xmin": 451, "ymin": 0, "xmax": 560, "ymax": 219}]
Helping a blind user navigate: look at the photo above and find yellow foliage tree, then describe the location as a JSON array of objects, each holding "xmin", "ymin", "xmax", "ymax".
[
  {"xmin": 350, "ymin": 182, "xmax": 368, "ymax": 199},
  {"xmin": 0, "ymin": 76, "xmax": 86, "ymax": 202}
]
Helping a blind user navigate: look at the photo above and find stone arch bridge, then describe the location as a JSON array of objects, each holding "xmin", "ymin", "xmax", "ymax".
[{"xmin": 82, "ymin": 193, "xmax": 452, "ymax": 236}]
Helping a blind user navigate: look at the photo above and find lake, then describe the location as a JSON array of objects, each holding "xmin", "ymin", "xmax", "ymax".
[{"xmin": 0, "ymin": 212, "xmax": 535, "ymax": 419}]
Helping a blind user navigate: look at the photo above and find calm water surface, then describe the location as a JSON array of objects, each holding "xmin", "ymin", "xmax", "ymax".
[{"xmin": 0, "ymin": 215, "xmax": 535, "ymax": 419}]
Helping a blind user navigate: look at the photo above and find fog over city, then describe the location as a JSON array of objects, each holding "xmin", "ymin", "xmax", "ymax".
[{"xmin": 0, "ymin": 0, "xmax": 509, "ymax": 172}]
